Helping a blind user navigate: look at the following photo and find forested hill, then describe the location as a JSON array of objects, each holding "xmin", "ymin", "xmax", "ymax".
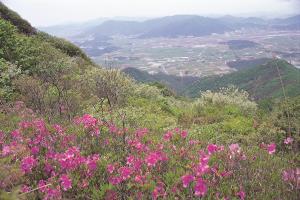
[
  {"xmin": 123, "ymin": 59, "xmax": 300, "ymax": 101},
  {"xmin": 184, "ymin": 59, "xmax": 300, "ymax": 100}
]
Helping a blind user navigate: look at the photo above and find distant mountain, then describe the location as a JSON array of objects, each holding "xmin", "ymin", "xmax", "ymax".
[
  {"xmin": 227, "ymin": 58, "xmax": 272, "ymax": 70},
  {"xmin": 74, "ymin": 14, "xmax": 300, "ymax": 39},
  {"xmin": 184, "ymin": 59, "xmax": 300, "ymax": 100},
  {"xmin": 80, "ymin": 15, "xmax": 234, "ymax": 38},
  {"xmin": 140, "ymin": 16, "xmax": 233, "ymax": 38},
  {"xmin": 39, "ymin": 17, "xmax": 150, "ymax": 38},
  {"xmin": 122, "ymin": 67, "xmax": 199, "ymax": 92}
]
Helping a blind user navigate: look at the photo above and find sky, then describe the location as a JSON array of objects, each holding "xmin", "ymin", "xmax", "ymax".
[{"xmin": 2, "ymin": 0, "xmax": 300, "ymax": 27}]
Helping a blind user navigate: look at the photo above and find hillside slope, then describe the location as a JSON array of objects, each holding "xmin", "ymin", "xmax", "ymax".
[
  {"xmin": 184, "ymin": 59, "xmax": 300, "ymax": 100},
  {"xmin": 122, "ymin": 67, "xmax": 199, "ymax": 92}
]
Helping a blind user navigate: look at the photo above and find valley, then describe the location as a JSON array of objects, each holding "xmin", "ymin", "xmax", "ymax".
[{"xmin": 72, "ymin": 29, "xmax": 300, "ymax": 77}]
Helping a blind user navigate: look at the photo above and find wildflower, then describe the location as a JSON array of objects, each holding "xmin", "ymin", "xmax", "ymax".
[
  {"xmin": 108, "ymin": 176, "xmax": 122, "ymax": 185},
  {"xmin": 207, "ymin": 144, "xmax": 218, "ymax": 154},
  {"xmin": 11, "ymin": 129, "xmax": 22, "ymax": 140},
  {"xmin": 134, "ymin": 175, "xmax": 146, "ymax": 184},
  {"xmin": 181, "ymin": 174, "xmax": 194, "ymax": 188},
  {"xmin": 44, "ymin": 186, "xmax": 62, "ymax": 200},
  {"xmin": 135, "ymin": 128, "xmax": 148, "ymax": 138},
  {"xmin": 86, "ymin": 154, "xmax": 100, "ymax": 172},
  {"xmin": 2, "ymin": 145, "xmax": 11, "ymax": 156},
  {"xmin": 152, "ymin": 183, "xmax": 165, "ymax": 200},
  {"xmin": 229, "ymin": 143, "xmax": 241, "ymax": 154},
  {"xmin": 21, "ymin": 185, "xmax": 31, "ymax": 193},
  {"xmin": 194, "ymin": 178, "xmax": 207, "ymax": 196},
  {"xmin": 180, "ymin": 130, "xmax": 188, "ymax": 138},
  {"xmin": 126, "ymin": 155, "xmax": 135, "ymax": 165},
  {"xmin": 145, "ymin": 151, "xmax": 167, "ymax": 167},
  {"xmin": 284, "ymin": 137, "xmax": 294, "ymax": 145},
  {"xmin": 38, "ymin": 180, "xmax": 48, "ymax": 193},
  {"xmin": 282, "ymin": 168, "xmax": 300, "ymax": 188},
  {"xmin": 60, "ymin": 174, "xmax": 72, "ymax": 191},
  {"xmin": 237, "ymin": 188, "xmax": 246, "ymax": 200},
  {"xmin": 107, "ymin": 164, "xmax": 115, "ymax": 174},
  {"xmin": 163, "ymin": 131, "xmax": 173, "ymax": 141},
  {"xmin": 53, "ymin": 124, "xmax": 64, "ymax": 134},
  {"xmin": 118, "ymin": 167, "xmax": 132, "ymax": 180},
  {"xmin": 21, "ymin": 156, "xmax": 37, "ymax": 173},
  {"xmin": 267, "ymin": 143, "xmax": 276, "ymax": 155},
  {"xmin": 31, "ymin": 146, "xmax": 39, "ymax": 155}
]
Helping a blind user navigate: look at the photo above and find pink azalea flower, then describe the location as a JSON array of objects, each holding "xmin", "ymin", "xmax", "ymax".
[
  {"xmin": 135, "ymin": 128, "xmax": 148, "ymax": 138},
  {"xmin": 194, "ymin": 178, "xmax": 207, "ymax": 196},
  {"xmin": 21, "ymin": 156, "xmax": 37, "ymax": 173},
  {"xmin": 284, "ymin": 137, "xmax": 294, "ymax": 145},
  {"xmin": 267, "ymin": 143, "xmax": 276, "ymax": 155},
  {"xmin": 180, "ymin": 130, "xmax": 188, "ymax": 138},
  {"xmin": 126, "ymin": 155, "xmax": 135, "ymax": 165},
  {"xmin": 108, "ymin": 176, "xmax": 122, "ymax": 185},
  {"xmin": 53, "ymin": 124, "xmax": 64, "ymax": 134},
  {"xmin": 163, "ymin": 131, "xmax": 173, "ymax": 141},
  {"xmin": 38, "ymin": 180, "xmax": 48, "ymax": 193},
  {"xmin": 2, "ymin": 145, "xmax": 11, "ymax": 156},
  {"xmin": 207, "ymin": 144, "xmax": 218, "ymax": 154},
  {"xmin": 145, "ymin": 151, "xmax": 167, "ymax": 167},
  {"xmin": 107, "ymin": 164, "xmax": 115, "ymax": 174},
  {"xmin": 237, "ymin": 189, "xmax": 246, "ymax": 200},
  {"xmin": 118, "ymin": 167, "xmax": 132, "ymax": 180},
  {"xmin": 86, "ymin": 154, "xmax": 100, "ymax": 172},
  {"xmin": 60, "ymin": 174, "xmax": 72, "ymax": 191},
  {"xmin": 11, "ymin": 129, "xmax": 21, "ymax": 139},
  {"xmin": 229, "ymin": 143, "xmax": 241, "ymax": 154},
  {"xmin": 31, "ymin": 146, "xmax": 40, "ymax": 155},
  {"xmin": 181, "ymin": 174, "xmax": 195, "ymax": 188},
  {"xmin": 134, "ymin": 175, "xmax": 146, "ymax": 184},
  {"xmin": 152, "ymin": 184, "xmax": 165, "ymax": 200},
  {"xmin": 44, "ymin": 186, "xmax": 62, "ymax": 200},
  {"xmin": 21, "ymin": 185, "xmax": 31, "ymax": 193}
]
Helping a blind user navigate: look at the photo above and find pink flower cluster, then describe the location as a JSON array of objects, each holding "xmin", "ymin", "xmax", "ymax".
[{"xmin": 0, "ymin": 110, "xmax": 291, "ymax": 199}]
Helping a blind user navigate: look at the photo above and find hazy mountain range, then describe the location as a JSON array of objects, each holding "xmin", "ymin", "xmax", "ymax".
[{"xmin": 40, "ymin": 14, "xmax": 300, "ymax": 39}]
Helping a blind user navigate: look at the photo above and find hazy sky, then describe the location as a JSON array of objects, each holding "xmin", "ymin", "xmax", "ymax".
[{"xmin": 2, "ymin": 0, "xmax": 300, "ymax": 26}]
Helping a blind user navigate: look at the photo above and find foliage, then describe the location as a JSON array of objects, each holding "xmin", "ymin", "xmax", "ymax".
[
  {"xmin": 0, "ymin": 104, "xmax": 298, "ymax": 200},
  {"xmin": 0, "ymin": 2, "xmax": 36, "ymax": 35},
  {"xmin": 185, "ymin": 59, "xmax": 300, "ymax": 100}
]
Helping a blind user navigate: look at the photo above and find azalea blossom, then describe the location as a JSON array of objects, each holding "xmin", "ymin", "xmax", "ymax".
[
  {"xmin": 60, "ymin": 174, "xmax": 72, "ymax": 191},
  {"xmin": 194, "ymin": 178, "xmax": 207, "ymax": 196},
  {"xmin": 180, "ymin": 130, "xmax": 188, "ymax": 138},
  {"xmin": 21, "ymin": 156, "xmax": 37, "ymax": 173},
  {"xmin": 181, "ymin": 174, "xmax": 195, "ymax": 188},
  {"xmin": 267, "ymin": 143, "xmax": 276, "ymax": 155},
  {"xmin": 163, "ymin": 131, "xmax": 173, "ymax": 141},
  {"xmin": 107, "ymin": 164, "xmax": 115, "ymax": 174},
  {"xmin": 284, "ymin": 137, "xmax": 294, "ymax": 145},
  {"xmin": 145, "ymin": 151, "xmax": 167, "ymax": 167},
  {"xmin": 207, "ymin": 144, "xmax": 218, "ymax": 154},
  {"xmin": 118, "ymin": 166, "xmax": 133, "ymax": 180},
  {"xmin": 237, "ymin": 188, "xmax": 246, "ymax": 200}
]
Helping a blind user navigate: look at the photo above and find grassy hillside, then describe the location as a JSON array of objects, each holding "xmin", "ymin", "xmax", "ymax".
[
  {"xmin": 122, "ymin": 67, "xmax": 199, "ymax": 93},
  {"xmin": 184, "ymin": 59, "xmax": 300, "ymax": 100}
]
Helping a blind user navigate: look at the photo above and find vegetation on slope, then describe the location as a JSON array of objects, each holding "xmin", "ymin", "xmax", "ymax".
[
  {"xmin": 122, "ymin": 67, "xmax": 199, "ymax": 93},
  {"xmin": 0, "ymin": 2, "xmax": 36, "ymax": 35},
  {"xmin": 184, "ymin": 59, "xmax": 300, "ymax": 100}
]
